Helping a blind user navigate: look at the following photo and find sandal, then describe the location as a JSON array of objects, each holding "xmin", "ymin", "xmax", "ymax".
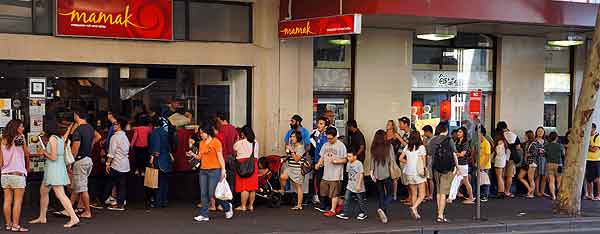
[
  {"xmin": 409, "ymin": 208, "xmax": 420, "ymax": 220},
  {"xmin": 435, "ymin": 217, "xmax": 449, "ymax": 224},
  {"xmin": 52, "ymin": 211, "xmax": 69, "ymax": 218},
  {"xmin": 5, "ymin": 224, "xmax": 11, "ymax": 231},
  {"xmin": 10, "ymin": 225, "xmax": 29, "ymax": 232},
  {"xmin": 234, "ymin": 207, "xmax": 247, "ymax": 212},
  {"xmin": 291, "ymin": 206, "xmax": 303, "ymax": 210},
  {"xmin": 28, "ymin": 219, "xmax": 46, "ymax": 224},
  {"xmin": 64, "ymin": 220, "xmax": 80, "ymax": 228}
]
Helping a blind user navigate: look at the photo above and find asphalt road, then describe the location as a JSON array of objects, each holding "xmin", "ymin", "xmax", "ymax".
[{"xmin": 10, "ymin": 195, "xmax": 600, "ymax": 234}]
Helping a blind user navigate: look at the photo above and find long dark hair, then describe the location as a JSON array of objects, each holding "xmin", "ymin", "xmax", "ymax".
[
  {"xmin": 535, "ymin": 126, "xmax": 546, "ymax": 140},
  {"xmin": 455, "ymin": 127, "xmax": 468, "ymax": 145},
  {"xmin": 2, "ymin": 119, "xmax": 23, "ymax": 148},
  {"xmin": 240, "ymin": 125, "xmax": 255, "ymax": 143},
  {"xmin": 371, "ymin": 130, "xmax": 390, "ymax": 165},
  {"xmin": 407, "ymin": 130, "xmax": 423, "ymax": 152}
]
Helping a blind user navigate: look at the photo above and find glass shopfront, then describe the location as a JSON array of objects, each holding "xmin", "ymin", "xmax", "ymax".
[
  {"xmin": 0, "ymin": 62, "xmax": 251, "ymax": 174},
  {"xmin": 411, "ymin": 33, "xmax": 495, "ymax": 133},
  {"xmin": 544, "ymin": 46, "xmax": 572, "ymax": 135},
  {"xmin": 313, "ymin": 35, "xmax": 354, "ymax": 136}
]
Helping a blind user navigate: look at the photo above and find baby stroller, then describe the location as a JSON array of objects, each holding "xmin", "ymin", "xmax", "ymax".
[{"xmin": 256, "ymin": 155, "xmax": 284, "ymax": 208}]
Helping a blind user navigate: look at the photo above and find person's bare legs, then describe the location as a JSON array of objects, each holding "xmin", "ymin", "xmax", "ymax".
[
  {"xmin": 540, "ymin": 175, "xmax": 548, "ymax": 197},
  {"xmin": 495, "ymin": 168, "xmax": 505, "ymax": 195},
  {"xmin": 518, "ymin": 169, "xmax": 532, "ymax": 195},
  {"xmin": 535, "ymin": 173, "xmax": 542, "ymax": 196},
  {"xmin": 504, "ymin": 175, "xmax": 514, "ymax": 196},
  {"xmin": 279, "ymin": 172, "xmax": 289, "ymax": 193},
  {"xmin": 548, "ymin": 175, "xmax": 556, "ymax": 200},
  {"xmin": 293, "ymin": 182, "xmax": 303, "ymax": 208},
  {"xmin": 410, "ymin": 183, "xmax": 425, "ymax": 219},
  {"xmin": 436, "ymin": 193, "xmax": 447, "ymax": 220},
  {"xmin": 248, "ymin": 191, "xmax": 256, "ymax": 211},
  {"xmin": 330, "ymin": 196, "xmax": 339, "ymax": 213},
  {"xmin": 79, "ymin": 192, "xmax": 91, "ymax": 218},
  {"xmin": 462, "ymin": 177, "xmax": 474, "ymax": 202},
  {"xmin": 3, "ymin": 189, "xmax": 13, "ymax": 229},
  {"xmin": 30, "ymin": 185, "xmax": 49, "ymax": 224},
  {"xmin": 595, "ymin": 179, "xmax": 600, "ymax": 198},
  {"xmin": 237, "ymin": 191, "xmax": 249, "ymax": 210},
  {"xmin": 528, "ymin": 167, "xmax": 536, "ymax": 197},
  {"xmin": 53, "ymin": 186, "xmax": 79, "ymax": 228},
  {"xmin": 426, "ymin": 179, "xmax": 434, "ymax": 200},
  {"xmin": 11, "ymin": 188, "xmax": 25, "ymax": 229},
  {"xmin": 586, "ymin": 182, "xmax": 594, "ymax": 199}
]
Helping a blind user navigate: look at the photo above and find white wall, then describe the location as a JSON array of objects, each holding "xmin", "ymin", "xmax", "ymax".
[
  {"xmin": 496, "ymin": 36, "xmax": 546, "ymax": 136},
  {"xmin": 355, "ymin": 28, "xmax": 413, "ymax": 169},
  {"xmin": 277, "ymin": 39, "xmax": 314, "ymax": 153}
]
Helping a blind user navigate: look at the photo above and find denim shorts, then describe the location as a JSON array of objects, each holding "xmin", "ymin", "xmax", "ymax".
[{"xmin": 1, "ymin": 175, "xmax": 26, "ymax": 189}]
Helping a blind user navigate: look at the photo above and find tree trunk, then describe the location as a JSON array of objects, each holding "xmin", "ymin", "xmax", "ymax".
[{"xmin": 555, "ymin": 9, "xmax": 600, "ymax": 216}]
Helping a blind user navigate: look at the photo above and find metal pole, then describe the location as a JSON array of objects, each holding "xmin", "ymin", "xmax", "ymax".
[{"xmin": 471, "ymin": 120, "xmax": 481, "ymax": 220}]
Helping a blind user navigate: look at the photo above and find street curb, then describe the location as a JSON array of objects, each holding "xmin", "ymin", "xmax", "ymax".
[{"xmin": 275, "ymin": 217, "xmax": 600, "ymax": 234}]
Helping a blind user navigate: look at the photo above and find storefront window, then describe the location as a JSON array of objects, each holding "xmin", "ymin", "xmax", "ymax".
[
  {"xmin": 188, "ymin": 1, "xmax": 252, "ymax": 43},
  {"xmin": 0, "ymin": 0, "xmax": 32, "ymax": 33},
  {"xmin": 544, "ymin": 46, "xmax": 571, "ymax": 135},
  {"xmin": 412, "ymin": 33, "xmax": 495, "ymax": 133},
  {"xmin": 33, "ymin": 0, "xmax": 52, "ymax": 35},
  {"xmin": 173, "ymin": 0, "xmax": 186, "ymax": 40},
  {"xmin": 313, "ymin": 35, "xmax": 353, "ymax": 136},
  {"xmin": 120, "ymin": 67, "xmax": 249, "ymax": 127}
]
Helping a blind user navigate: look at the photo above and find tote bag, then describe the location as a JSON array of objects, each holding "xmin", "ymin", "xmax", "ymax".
[{"xmin": 144, "ymin": 164, "xmax": 159, "ymax": 189}]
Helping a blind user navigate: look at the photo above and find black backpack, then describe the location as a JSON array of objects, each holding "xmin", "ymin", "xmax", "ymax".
[
  {"xmin": 508, "ymin": 136, "xmax": 522, "ymax": 165},
  {"xmin": 432, "ymin": 136, "xmax": 456, "ymax": 173}
]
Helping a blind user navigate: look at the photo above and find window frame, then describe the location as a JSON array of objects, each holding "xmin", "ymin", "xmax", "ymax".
[{"xmin": 185, "ymin": 0, "xmax": 253, "ymax": 43}]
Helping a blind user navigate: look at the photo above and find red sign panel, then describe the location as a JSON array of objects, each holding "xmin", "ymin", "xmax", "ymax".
[
  {"xmin": 469, "ymin": 90, "xmax": 482, "ymax": 117},
  {"xmin": 279, "ymin": 14, "xmax": 361, "ymax": 39},
  {"xmin": 56, "ymin": 0, "xmax": 173, "ymax": 40}
]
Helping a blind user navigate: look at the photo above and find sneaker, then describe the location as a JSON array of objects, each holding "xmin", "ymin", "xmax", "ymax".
[
  {"xmin": 225, "ymin": 203, "xmax": 234, "ymax": 219},
  {"xmin": 357, "ymin": 213, "xmax": 367, "ymax": 220},
  {"xmin": 324, "ymin": 211, "xmax": 336, "ymax": 217},
  {"xmin": 481, "ymin": 197, "xmax": 489, "ymax": 202},
  {"xmin": 194, "ymin": 215, "xmax": 209, "ymax": 222},
  {"xmin": 312, "ymin": 195, "xmax": 320, "ymax": 204},
  {"xmin": 377, "ymin": 209, "xmax": 388, "ymax": 224},
  {"xmin": 107, "ymin": 205, "xmax": 125, "ymax": 211},
  {"xmin": 314, "ymin": 207, "xmax": 327, "ymax": 213},
  {"xmin": 105, "ymin": 197, "xmax": 117, "ymax": 206},
  {"xmin": 336, "ymin": 214, "xmax": 349, "ymax": 220}
]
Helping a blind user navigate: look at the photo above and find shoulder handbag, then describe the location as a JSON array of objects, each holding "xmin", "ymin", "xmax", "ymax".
[
  {"xmin": 300, "ymin": 152, "xmax": 313, "ymax": 176},
  {"xmin": 63, "ymin": 138, "xmax": 75, "ymax": 166},
  {"xmin": 235, "ymin": 142, "xmax": 256, "ymax": 178},
  {"xmin": 389, "ymin": 152, "xmax": 402, "ymax": 180},
  {"xmin": 416, "ymin": 156, "xmax": 426, "ymax": 177}
]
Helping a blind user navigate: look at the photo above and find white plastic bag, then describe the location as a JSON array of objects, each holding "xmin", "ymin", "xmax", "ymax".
[{"xmin": 215, "ymin": 180, "xmax": 233, "ymax": 201}]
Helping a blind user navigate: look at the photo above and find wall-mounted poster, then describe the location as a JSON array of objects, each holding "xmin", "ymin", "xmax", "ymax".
[
  {"xmin": 0, "ymin": 98, "xmax": 12, "ymax": 128},
  {"xmin": 30, "ymin": 115, "xmax": 43, "ymax": 132},
  {"xmin": 29, "ymin": 78, "xmax": 47, "ymax": 98},
  {"xmin": 29, "ymin": 98, "xmax": 46, "ymax": 116}
]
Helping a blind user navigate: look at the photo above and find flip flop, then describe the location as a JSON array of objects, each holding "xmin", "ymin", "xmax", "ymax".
[
  {"xmin": 435, "ymin": 217, "xmax": 449, "ymax": 224},
  {"xmin": 52, "ymin": 211, "xmax": 69, "ymax": 218},
  {"xmin": 28, "ymin": 219, "xmax": 46, "ymax": 224},
  {"xmin": 5, "ymin": 224, "xmax": 11, "ymax": 231},
  {"xmin": 77, "ymin": 214, "xmax": 92, "ymax": 220},
  {"xmin": 234, "ymin": 207, "xmax": 247, "ymax": 211},
  {"xmin": 10, "ymin": 225, "xmax": 29, "ymax": 232}
]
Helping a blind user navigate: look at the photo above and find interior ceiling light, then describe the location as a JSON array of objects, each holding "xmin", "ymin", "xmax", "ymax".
[
  {"xmin": 416, "ymin": 25, "xmax": 457, "ymax": 41},
  {"xmin": 547, "ymin": 32, "xmax": 585, "ymax": 47},
  {"xmin": 328, "ymin": 39, "xmax": 351, "ymax": 46}
]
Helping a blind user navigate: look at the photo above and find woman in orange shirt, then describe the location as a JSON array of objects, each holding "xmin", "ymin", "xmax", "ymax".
[{"xmin": 194, "ymin": 124, "xmax": 233, "ymax": 222}]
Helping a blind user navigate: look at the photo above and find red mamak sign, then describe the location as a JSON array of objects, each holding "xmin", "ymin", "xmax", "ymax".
[
  {"xmin": 279, "ymin": 14, "xmax": 361, "ymax": 39},
  {"xmin": 56, "ymin": 0, "xmax": 173, "ymax": 40}
]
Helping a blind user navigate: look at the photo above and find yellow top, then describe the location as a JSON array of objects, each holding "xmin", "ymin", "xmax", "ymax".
[
  {"xmin": 588, "ymin": 134, "xmax": 600, "ymax": 161},
  {"xmin": 480, "ymin": 138, "xmax": 492, "ymax": 170}
]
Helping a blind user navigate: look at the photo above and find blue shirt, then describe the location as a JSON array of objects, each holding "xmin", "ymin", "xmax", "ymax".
[
  {"xmin": 149, "ymin": 127, "xmax": 172, "ymax": 173},
  {"xmin": 310, "ymin": 130, "xmax": 328, "ymax": 163},
  {"xmin": 284, "ymin": 127, "xmax": 311, "ymax": 147},
  {"xmin": 104, "ymin": 125, "xmax": 115, "ymax": 151}
]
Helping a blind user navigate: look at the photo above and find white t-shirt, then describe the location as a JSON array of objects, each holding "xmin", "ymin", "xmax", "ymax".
[
  {"xmin": 108, "ymin": 131, "xmax": 130, "ymax": 173},
  {"xmin": 403, "ymin": 145, "xmax": 426, "ymax": 176},
  {"xmin": 233, "ymin": 139, "xmax": 259, "ymax": 159},
  {"xmin": 320, "ymin": 140, "xmax": 347, "ymax": 181}
]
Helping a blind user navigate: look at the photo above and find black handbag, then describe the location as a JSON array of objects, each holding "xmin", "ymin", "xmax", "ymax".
[
  {"xmin": 187, "ymin": 143, "xmax": 201, "ymax": 171},
  {"xmin": 236, "ymin": 142, "xmax": 256, "ymax": 178}
]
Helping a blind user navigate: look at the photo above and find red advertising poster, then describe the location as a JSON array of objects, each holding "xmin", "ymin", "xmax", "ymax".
[
  {"xmin": 56, "ymin": 0, "xmax": 173, "ymax": 40},
  {"xmin": 469, "ymin": 90, "xmax": 482, "ymax": 117},
  {"xmin": 279, "ymin": 14, "xmax": 362, "ymax": 39}
]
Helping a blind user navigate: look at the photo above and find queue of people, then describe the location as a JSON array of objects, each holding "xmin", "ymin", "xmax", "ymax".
[{"xmin": 0, "ymin": 107, "xmax": 587, "ymax": 230}]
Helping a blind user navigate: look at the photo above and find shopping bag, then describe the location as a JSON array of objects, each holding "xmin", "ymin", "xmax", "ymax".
[
  {"xmin": 479, "ymin": 170, "xmax": 491, "ymax": 185},
  {"xmin": 215, "ymin": 180, "xmax": 233, "ymax": 201},
  {"xmin": 64, "ymin": 139, "xmax": 75, "ymax": 166},
  {"xmin": 144, "ymin": 167, "xmax": 159, "ymax": 189}
]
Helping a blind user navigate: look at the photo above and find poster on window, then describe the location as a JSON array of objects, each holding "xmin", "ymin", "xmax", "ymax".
[
  {"xmin": 30, "ymin": 115, "xmax": 44, "ymax": 132},
  {"xmin": 29, "ymin": 78, "xmax": 47, "ymax": 98},
  {"xmin": 29, "ymin": 98, "xmax": 46, "ymax": 116},
  {"xmin": 0, "ymin": 98, "xmax": 12, "ymax": 128}
]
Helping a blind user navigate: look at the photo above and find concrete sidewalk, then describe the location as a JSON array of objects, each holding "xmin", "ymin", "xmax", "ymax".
[{"xmin": 13, "ymin": 196, "xmax": 600, "ymax": 234}]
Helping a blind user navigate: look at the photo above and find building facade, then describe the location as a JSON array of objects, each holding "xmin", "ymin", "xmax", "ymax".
[{"xmin": 0, "ymin": 0, "xmax": 598, "ymax": 198}]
